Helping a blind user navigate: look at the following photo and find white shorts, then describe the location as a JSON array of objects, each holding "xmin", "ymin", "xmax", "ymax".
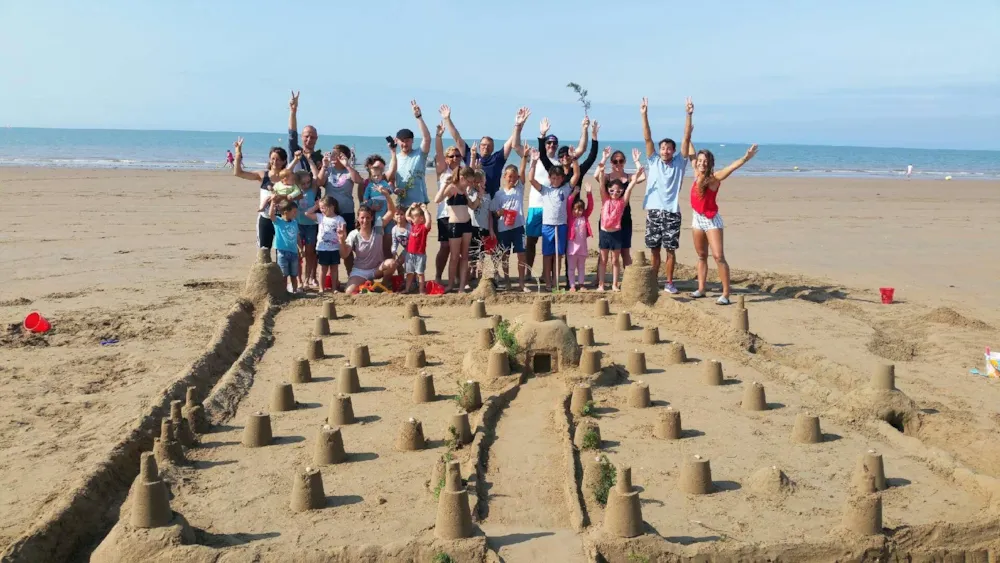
[
  {"xmin": 691, "ymin": 211, "xmax": 724, "ymax": 231},
  {"xmin": 349, "ymin": 267, "xmax": 376, "ymax": 281}
]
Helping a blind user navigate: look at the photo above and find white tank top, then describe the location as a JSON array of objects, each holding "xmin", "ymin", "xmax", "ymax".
[
  {"xmin": 528, "ymin": 153, "xmax": 555, "ymax": 209},
  {"xmin": 436, "ymin": 169, "xmax": 454, "ymax": 219}
]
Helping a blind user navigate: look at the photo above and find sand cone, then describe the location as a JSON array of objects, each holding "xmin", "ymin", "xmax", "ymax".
[
  {"xmin": 478, "ymin": 327, "xmax": 494, "ymax": 350},
  {"xmin": 487, "ymin": 349, "xmax": 510, "ymax": 377},
  {"xmin": 406, "ymin": 347, "xmax": 427, "ymax": 369},
  {"xmin": 183, "ymin": 387, "xmax": 206, "ymax": 435},
  {"xmin": 595, "ymin": 298, "xmax": 610, "ymax": 316},
  {"xmin": 642, "ymin": 326, "xmax": 659, "ymax": 345},
  {"xmin": 665, "ymin": 342, "xmax": 687, "ymax": 364},
  {"xmin": 570, "ymin": 383, "xmax": 593, "ymax": 416},
  {"xmin": 871, "ymin": 364, "xmax": 896, "ymax": 391},
  {"xmin": 604, "ymin": 464, "xmax": 643, "ymax": 538},
  {"xmin": 733, "ymin": 307, "xmax": 749, "ymax": 332},
  {"xmin": 451, "ymin": 411, "xmax": 473, "ymax": 446},
  {"xmin": 736, "ymin": 294, "xmax": 745, "ymax": 309},
  {"xmin": 574, "ymin": 419, "xmax": 602, "ymax": 449},
  {"xmin": 533, "ymin": 298, "xmax": 551, "ymax": 322},
  {"xmin": 654, "ymin": 407, "xmax": 682, "ymax": 440},
  {"xmin": 582, "ymin": 455, "xmax": 604, "ymax": 495},
  {"xmin": 471, "ymin": 299, "xmax": 487, "ymax": 319},
  {"xmin": 680, "ymin": 455, "xmax": 713, "ymax": 494},
  {"xmin": 853, "ymin": 450, "xmax": 887, "ymax": 492},
  {"xmin": 338, "ymin": 363, "xmax": 361, "ymax": 394},
  {"xmin": 410, "ymin": 316, "xmax": 427, "ymax": 336},
  {"xmin": 490, "ymin": 314, "xmax": 503, "ymax": 330},
  {"xmin": 130, "ymin": 472, "xmax": 172, "ymax": 528},
  {"xmin": 627, "ymin": 349, "xmax": 647, "ymax": 375},
  {"xmin": 242, "ymin": 411, "xmax": 272, "ymax": 448},
  {"xmin": 629, "ymin": 381, "xmax": 650, "ymax": 408},
  {"xmin": 577, "ymin": 326, "xmax": 595, "ymax": 346},
  {"xmin": 153, "ymin": 419, "xmax": 185, "ymax": 465},
  {"xmin": 741, "ymin": 382, "xmax": 767, "ymax": 411},
  {"xmin": 322, "ymin": 300, "xmax": 337, "ymax": 320},
  {"xmin": 413, "ymin": 372, "xmax": 436, "ymax": 403},
  {"xmin": 396, "ymin": 418, "xmax": 426, "ymax": 451},
  {"xmin": 256, "ymin": 248, "xmax": 272, "ymax": 264},
  {"xmin": 306, "ymin": 338, "xmax": 325, "ymax": 361},
  {"xmin": 579, "ymin": 348, "xmax": 602, "ymax": 375},
  {"xmin": 842, "ymin": 476, "xmax": 883, "ymax": 536},
  {"xmin": 351, "ymin": 345, "xmax": 370, "ymax": 367},
  {"xmin": 313, "ymin": 425, "xmax": 346, "ymax": 465},
  {"xmin": 616, "ymin": 312, "xmax": 632, "ymax": 331},
  {"xmin": 138, "ymin": 451, "xmax": 159, "ymax": 483},
  {"xmin": 291, "ymin": 357, "xmax": 312, "ymax": 384},
  {"xmin": 791, "ymin": 413, "xmax": 822, "ymax": 444},
  {"xmin": 703, "ymin": 360, "xmax": 724, "ymax": 386},
  {"xmin": 458, "ymin": 380, "xmax": 482, "ymax": 411},
  {"xmin": 290, "ymin": 466, "xmax": 326, "ymax": 512},
  {"xmin": 270, "ymin": 382, "xmax": 296, "ymax": 412},
  {"xmin": 445, "ymin": 460, "xmax": 463, "ymax": 492},
  {"xmin": 328, "ymin": 393, "xmax": 355, "ymax": 425},
  {"xmin": 435, "ymin": 481, "xmax": 474, "ymax": 539},
  {"xmin": 404, "ymin": 302, "xmax": 420, "ymax": 318},
  {"xmin": 170, "ymin": 400, "xmax": 196, "ymax": 447},
  {"xmin": 314, "ymin": 316, "xmax": 330, "ymax": 337}
]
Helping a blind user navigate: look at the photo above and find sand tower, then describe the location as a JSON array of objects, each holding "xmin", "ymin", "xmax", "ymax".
[
  {"xmin": 680, "ymin": 454, "xmax": 714, "ymax": 494},
  {"xmin": 182, "ymin": 386, "xmax": 206, "ymax": 435},
  {"xmin": 322, "ymin": 300, "xmax": 337, "ymax": 320},
  {"xmin": 852, "ymin": 450, "xmax": 887, "ymax": 492},
  {"xmin": 604, "ymin": 465, "xmax": 644, "ymax": 538},
  {"xmin": 338, "ymin": 363, "xmax": 361, "ymax": 394},
  {"xmin": 703, "ymin": 360, "xmax": 724, "ymax": 386},
  {"xmin": 169, "ymin": 400, "xmax": 196, "ymax": 447},
  {"xmin": 242, "ymin": 259, "xmax": 287, "ymax": 303},
  {"xmin": 842, "ymin": 475, "xmax": 883, "ymax": 535},
  {"xmin": 314, "ymin": 316, "xmax": 330, "ymax": 337},
  {"xmin": 291, "ymin": 358, "xmax": 312, "ymax": 384},
  {"xmin": 396, "ymin": 418, "xmax": 426, "ymax": 451},
  {"xmin": 242, "ymin": 412, "xmax": 273, "ymax": 448},
  {"xmin": 406, "ymin": 347, "xmax": 427, "ymax": 368},
  {"xmin": 306, "ymin": 338, "xmax": 325, "ymax": 361},
  {"xmin": 741, "ymin": 382, "xmax": 768, "ymax": 411},
  {"xmin": 153, "ymin": 418, "xmax": 186, "ymax": 466},
  {"xmin": 328, "ymin": 393, "xmax": 355, "ymax": 425},
  {"xmin": 570, "ymin": 383, "xmax": 594, "ymax": 416},
  {"xmin": 514, "ymin": 298, "xmax": 581, "ymax": 375},
  {"xmin": 289, "ymin": 467, "xmax": 326, "ymax": 512},
  {"xmin": 130, "ymin": 452, "xmax": 173, "ymax": 528},
  {"xmin": 413, "ymin": 372, "xmax": 436, "ymax": 403},
  {"xmin": 654, "ymin": 407, "xmax": 682, "ymax": 440},
  {"xmin": 313, "ymin": 425, "xmax": 346, "ymax": 465},
  {"xmin": 621, "ymin": 252, "xmax": 658, "ymax": 306},
  {"xmin": 435, "ymin": 460, "xmax": 474, "ymax": 539},
  {"xmin": 629, "ymin": 381, "xmax": 650, "ymax": 408},
  {"xmin": 573, "ymin": 419, "xmax": 602, "ymax": 449},
  {"xmin": 270, "ymin": 382, "xmax": 296, "ymax": 412},
  {"xmin": 642, "ymin": 326, "xmax": 660, "ymax": 345}
]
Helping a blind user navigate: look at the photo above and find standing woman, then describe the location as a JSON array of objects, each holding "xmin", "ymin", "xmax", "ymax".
[
  {"xmin": 432, "ymin": 122, "xmax": 467, "ymax": 286},
  {"xmin": 434, "ymin": 166, "xmax": 479, "ymax": 293},
  {"xmin": 232, "ymin": 137, "xmax": 293, "ymax": 251},
  {"xmin": 318, "ymin": 144, "xmax": 364, "ymax": 273},
  {"xmin": 595, "ymin": 147, "xmax": 635, "ymax": 269},
  {"xmin": 686, "ymin": 143, "xmax": 758, "ymax": 305}
]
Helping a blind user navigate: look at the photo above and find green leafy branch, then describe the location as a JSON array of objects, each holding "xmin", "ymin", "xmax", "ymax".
[{"xmin": 566, "ymin": 82, "xmax": 591, "ymax": 116}]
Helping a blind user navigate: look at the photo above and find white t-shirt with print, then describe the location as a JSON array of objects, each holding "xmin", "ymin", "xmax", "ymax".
[{"xmin": 316, "ymin": 215, "xmax": 346, "ymax": 252}]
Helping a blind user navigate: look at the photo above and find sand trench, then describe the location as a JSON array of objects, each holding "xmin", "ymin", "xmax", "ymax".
[{"xmin": 6, "ymin": 254, "xmax": 1000, "ymax": 562}]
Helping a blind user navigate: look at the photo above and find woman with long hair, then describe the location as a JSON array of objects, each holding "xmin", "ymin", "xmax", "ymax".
[
  {"xmin": 232, "ymin": 137, "xmax": 297, "ymax": 251},
  {"xmin": 434, "ymin": 165, "xmax": 479, "ymax": 293},
  {"xmin": 432, "ymin": 119, "xmax": 467, "ymax": 287},
  {"xmin": 595, "ymin": 147, "xmax": 636, "ymax": 270}
]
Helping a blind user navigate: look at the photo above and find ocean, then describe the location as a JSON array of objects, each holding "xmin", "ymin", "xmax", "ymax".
[{"xmin": 1, "ymin": 127, "xmax": 997, "ymax": 180}]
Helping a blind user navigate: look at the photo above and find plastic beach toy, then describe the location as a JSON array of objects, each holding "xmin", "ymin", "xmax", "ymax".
[
  {"xmin": 23, "ymin": 311, "xmax": 50, "ymax": 333},
  {"xmin": 879, "ymin": 287, "xmax": 895, "ymax": 304}
]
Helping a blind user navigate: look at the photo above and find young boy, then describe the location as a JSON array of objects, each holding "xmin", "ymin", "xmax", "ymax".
[
  {"xmin": 269, "ymin": 200, "xmax": 301, "ymax": 293},
  {"xmin": 390, "ymin": 206, "xmax": 410, "ymax": 277},
  {"xmin": 306, "ymin": 196, "xmax": 346, "ymax": 293},
  {"xmin": 405, "ymin": 203, "xmax": 433, "ymax": 294},
  {"xmin": 528, "ymin": 149, "xmax": 580, "ymax": 290},
  {"xmin": 468, "ymin": 170, "xmax": 493, "ymax": 280}
]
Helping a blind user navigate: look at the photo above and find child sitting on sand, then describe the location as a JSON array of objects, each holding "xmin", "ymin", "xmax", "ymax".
[
  {"xmin": 405, "ymin": 203, "xmax": 432, "ymax": 293},
  {"xmin": 269, "ymin": 200, "xmax": 301, "ymax": 293},
  {"xmin": 306, "ymin": 196, "xmax": 346, "ymax": 294}
]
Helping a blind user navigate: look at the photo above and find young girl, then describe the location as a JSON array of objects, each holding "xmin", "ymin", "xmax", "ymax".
[
  {"xmin": 361, "ymin": 142, "xmax": 398, "ymax": 257},
  {"xmin": 566, "ymin": 185, "xmax": 594, "ymax": 291},
  {"xmin": 318, "ymin": 145, "xmax": 364, "ymax": 273},
  {"xmin": 598, "ymin": 149, "xmax": 645, "ymax": 291},
  {"xmin": 404, "ymin": 203, "xmax": 433, "ymax": 294},
  {"xmin": 468, "ymin": 169, "xmax": 492, "ymax": 283},
  {"xmin": 390, "ymin": 206, "xmax": 410, "ymax": 277},
  {"xmin": 306, "ymin": 196, "xmax": 346, "ymax": 294},
  {"xmin": 595, "ymin": 147, "xmax": 635, "ymax": 268},
  {"xmin": 490, "ymin": 146, "xmax": 531, "ymax": 291},
  {"xmin": 527, "ymin": 149, "xmax": 580, "ymax": 291},
  {"xmin": 296, "ymin": 155, "xmax": 324, "ymax": 289}
]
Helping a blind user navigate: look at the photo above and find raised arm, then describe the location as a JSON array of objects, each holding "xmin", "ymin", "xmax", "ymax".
[
  {"xmin": 412, "ymin": 100, "xmax": 432, "ymax": 154},
  {"xmin": 379, "ymin": 186, "xmax": 397, "ymax": 224},
  {"xmin": 594, "ymin": 146, "xmax": 611, "ymax": 185},
  {"xmin": 318, "ymin": 153, "xmax": 332, "ymax": 186},
  {"xmin": 537, "ymin": 118, "xmax": 556, "ymax": 172},
  {"xmin": 439, "ymin": 105, "xmax": 466, "ymax": 155},
  {"xmin": 434, "ymin": 123, "xmax": 447, "ymax": 175},
  {"xmin": 232, "ymin": 138, "xmax": 264, "ymax": 182},
  {"xmin": 307, "ymin": 154, "xmax": 322, "ymax": 189},
  {"xmin": 341, "ymin": 153, "xmax": 364, "ymax": 185},
  {"xmin": 578, "ymin": 121, "xmax": 600, "ymax": 176},
  {"xmin": 287, "ymin": 91, "xmax": 301, "ymax": 155},
  {"xmin": 569, "ymin": 156, "xmax": 581, "ymax": 187},
  {"xmin": 505, "ymin": 107, "xmax": 530, "ymax": 158},
  {"xmin": 421, "ymin": 203, "xmax": 432, "ymax": 226},
  {"xmin": 714, "ymin": 144, "xmax": 758, "ymax": 182},
  {"xmin": 387, "ymin": 144, "xmax": 398, "ymax": 182},
  {"xmin": 640, "ymin": 97, "xmax": 654, "ymax": 158},
  {"xmin": 336, "ymin": 224, "xmax": 352, "ymax": 257},
  {"xmin": 527, "ymin": 150, "xmax": 543, "ymax": 192},
  {"xmin": 681, "ymin": 97, "xmax": 696, "ymax": 161},
  {"xmin": 433, "ymin": 181, "xmax": 451, "ymax": 204},
  {"xmin": 631, "ymin": 148, "xmax": 648, "ymax": 184},
  {"xmin": 519, "ymin": 142, "xmax": 530, "ymax": 182},
  {"xmin": 573, "ymin": 116, "xmax": 590, "ymax": 158}
]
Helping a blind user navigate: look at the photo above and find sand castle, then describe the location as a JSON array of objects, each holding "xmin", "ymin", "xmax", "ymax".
[
  {"xmin": 654, "ymin": 408, "xmax": 682, "ymax": 440},
  {"xmin": 351, "ymin": 345, "xmax": 371, "ymax": 367},
  {"xmin": 577, "ymin": 326, "xmax": 595, "ymax": 346},
  {"xmin": 314, "ymin": 316, "xmax": 330, "ymax": 336},
  {"xmin": 338, "ymin": 363, "xmax": 361, "ymax": 394},
  {"xmin": 742, "ymin": 381, "xmax": 768, "ymax": 411},
  {"xmin": 626, "ymin": 349, "xmax": 646, "ymax": 375},
  {"xmin": 628, "ymin": 381, "xmax": 650, "ymax": 408},
  {"xmin": 642, "ymin": 326, "xmax": 659, "ymax": 344},
  {"xmin": 703, "ymin": 359, "xmax": 724, "ymax": 385},
  {"xmin": 152, "ymin": 418, "xmax": 185, "ymax": 466},
  {"xmin": 791, "ymin": 412, "xmax": 823, "ymax": 443},
  {"xmin": 471, "ymin": 299, "xmax": 487, "ymax": 319},
  {"xmin": 313, "ymin": 425, "xmax": 346, "ymax": 465},
  {"xmin": 322, "ymin": 300, "xmax": 337, "ymax": 320},
  {"xmin": 327, "ymin": 393, "xmax": 355, "ymax": 425},
  {"xmin": 604, "ymin": 465, "xmax": 644, "ymax": 538},
  {"xmin": 289, "ymin": 467, "xmax": 326, "ymax": 512},
  {"xmin": 395, "ymin": 418, "xmax": 426, "ymax": 451},
  {"xmin": 680, "ymin": 455, "xmax": 714, "ymax": 494},
  {"xmin": 621, "ymin": 252, "xmax": 658, "ymax": 306},
  {"xmin": 405, "ymin": 347, "xmax": 426, "ymax": 368},
  {"xmin": 270, "ymin": 382, "xmax": 296, "ymax": 412},
  {"xmin": 291, "ymin": 357, "xmax": 312, "ymax": 383},
  {"xmin": 409, "ymin": 316, "xmax": 426, "ymax": 335},
  {"xmin": 664, "ymin": 342, "xmax": 687, "ymax": 364},
  {"xmin": 242, "ymin": 411, "xmax": 272, "ymax": 447},
  {"xmin": 513, "ymin": 298, "xmax": 581, "ymax": 375},
  {"xmin": 435, "ymin": 460, "xmax": 474, "ymax": 540},
  {"xmin": 412, "ymin": 372, "xmax": 435, "ymax": 403},
  {"xmin": 130, "ymin": 453, "xmax": 173, "ymax": 528},
  {"xmin": 306, "ymin": 338, "xmax": 324, "ymax": 360}
]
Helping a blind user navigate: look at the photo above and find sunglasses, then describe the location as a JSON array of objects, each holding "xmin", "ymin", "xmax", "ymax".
[
  {"xmin": 545, "ymin": 140, "xmax": 558, "ymax": 145},
  {"xmin": 446, "ymin": 153, "xmax": 461, "ymax": 159},
  {"xmin": 612, "ymin": 159, "xmax": 625, "ymax": 164}
]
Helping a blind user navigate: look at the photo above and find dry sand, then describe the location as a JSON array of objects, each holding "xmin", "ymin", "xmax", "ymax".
[{"xmin": 1, "ymin": 167, "xmax": 999, "ymax": 561}]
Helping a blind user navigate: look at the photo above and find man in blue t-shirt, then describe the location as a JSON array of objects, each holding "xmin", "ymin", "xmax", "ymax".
[
  {"xmin": 453, "ymin": 106, "xmax": 531, "ymax": 199},
  {"xmin": 640, "ymin": 96, "xmax": 693, "ymax": 294},
  {"xmin": 393, "ymin": 100, "xmax": 433, "ymax": 208}
]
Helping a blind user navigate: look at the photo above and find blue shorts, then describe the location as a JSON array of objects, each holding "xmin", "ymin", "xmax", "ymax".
[
  {"xmin": 276, "ymin": 249, "xmax": 300, "ymax": 277},
  {"xmin": 525, "ymin": 208, "xmax": 543, "ymax": 238},
  {"xmin": 541, "ymin": 224, "xmax": 567, "ymax": 256},
  {"xmin": 497, "ymin": 226, "xmax": 525, "ymax": 254},
  {"xmin": 298, "ymin": 224, "xmax": 318, "ymax": 246},
  {"xmin": 317, "ymin": 250, "xmax": 340, "ymax": 266}
]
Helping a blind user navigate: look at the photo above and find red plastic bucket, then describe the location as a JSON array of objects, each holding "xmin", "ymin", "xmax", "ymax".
[
  {"xmin": 879, "ymin": 287, "xmax": 895, "ymax": 304},
  {"xmin": 501, "ymin": 209, "xmax": 517, "ymax": 227},
  {"xmin": 324, "ymin": 274, "xmax": 333, "ymax": 290},
  {"xmin": 23, "ymin": 311, "xmax": 51, "ymax": 333}
]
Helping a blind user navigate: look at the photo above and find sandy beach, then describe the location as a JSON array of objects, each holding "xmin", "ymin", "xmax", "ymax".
[{"xmin": 2, "ymin": 167, "xmax": 999, "ymax": 561}]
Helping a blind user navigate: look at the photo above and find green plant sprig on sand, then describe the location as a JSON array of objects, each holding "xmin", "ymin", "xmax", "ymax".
[
  {"xmin": 594, "ymin": 454, "xmax": 617, "ymax": 505},
  {"xmin": 494, "ymin": 319, "xmax": 520, "ymax": 361}
]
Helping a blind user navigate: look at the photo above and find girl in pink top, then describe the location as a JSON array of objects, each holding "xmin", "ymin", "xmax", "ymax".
[
  {"xmin": 597, "ymin": 149, "xmax": 645, "ymax": 291},
  {"xmin": 566, "ymin": 186, "xmax": 594, "ymax": 291}
]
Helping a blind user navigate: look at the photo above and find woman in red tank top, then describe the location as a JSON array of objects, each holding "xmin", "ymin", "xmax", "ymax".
[{"xmin": 682, "ymin": 126, "xmax": 758, "ymax": 305}]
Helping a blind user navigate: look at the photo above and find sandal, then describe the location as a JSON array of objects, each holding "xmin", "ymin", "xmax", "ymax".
[{"xmin": 716, "ymin": 296, "xmax": 731, "ymax": 306}]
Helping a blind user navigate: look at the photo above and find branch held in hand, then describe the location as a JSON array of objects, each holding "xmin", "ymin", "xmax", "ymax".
[{"xmin": 566, "ymin": 82, "xmax": 591, "ymax": 117}]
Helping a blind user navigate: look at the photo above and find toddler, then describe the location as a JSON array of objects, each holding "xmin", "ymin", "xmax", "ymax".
[
  {"xmin": 566, "ymin": 186, "xmax": 594, "ymax": 291},
  {"xmin": 306, "ymin": 196, "xmax": 346, "ymax": 293},
  {"xmin": 405, "ymin": 203, "xmax": 433, "ymax": 293}
]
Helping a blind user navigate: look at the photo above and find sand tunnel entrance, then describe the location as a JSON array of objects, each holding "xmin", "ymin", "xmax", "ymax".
[{"xmin": 526, "ymin": 349, "xmax": 559, "ymax": 375}]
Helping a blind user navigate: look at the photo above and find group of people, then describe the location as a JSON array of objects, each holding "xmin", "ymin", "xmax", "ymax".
[{"xmin": 233, "ymin": 93, "xmax": 757, "ymax": 303}]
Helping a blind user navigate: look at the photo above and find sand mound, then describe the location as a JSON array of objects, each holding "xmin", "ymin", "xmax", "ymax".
[
  {"xmin": 747, "ymin": 466, "xmax": 796, "ymax": 496},
  {"xmin": 867, "ymin": 329, "xmax": 917, "ymax": 362},
  {"xmin": 837, "ymin": 386, "xmax": 920, "ymax": 435},
  {"xmin": 919, "ymin": 307, "xmax": 993, "ymax": 331},
  {"xmin": 241, "ymin": 263, "xmax": 286, "ymax": 304}
]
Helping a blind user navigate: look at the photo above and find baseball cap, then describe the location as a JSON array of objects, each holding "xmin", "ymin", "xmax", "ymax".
[
  {"xmin": 396, "ymin": 128, "xmax": 415, "ymax": 140},
  {"xmin": 545, "ymin": 134, "xmax": 558, "ymax": 143}
]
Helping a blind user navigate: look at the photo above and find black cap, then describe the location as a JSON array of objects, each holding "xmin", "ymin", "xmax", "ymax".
[
  {"xmin": 396, "ymin": 128, "xmax": 415, "ymax": 140},
  {"xmin": 557, "ymin": 146, "xmax": 570, "ymax": 157}
]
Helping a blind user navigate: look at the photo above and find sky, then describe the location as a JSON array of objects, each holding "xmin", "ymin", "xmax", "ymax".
[{"xmin": 1, "ymin": 0, "xmax": 998, "ymax": 150}]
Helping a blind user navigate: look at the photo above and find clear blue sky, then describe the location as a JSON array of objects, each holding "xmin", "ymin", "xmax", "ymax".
[{"xmin": 1, "ymin": 0, "xmax": 998, "ymax": 149}]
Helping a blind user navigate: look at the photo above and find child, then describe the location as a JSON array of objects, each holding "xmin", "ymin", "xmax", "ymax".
[
  {"xmin": 269, "ymin": 200, "xmax": 301, "ymax": 293},
  {"xmin": 390, "ymin": 206, "xmax": 410, "ymax": 277},
  {"xmin": 566, "ymin": 185, "xmax": 594, "ymax": 292},
  {"xmin": 469, "ymin": 170, "xmax": 492, "ymax": 281},
  {"xmin": 527, "ymin": 149, "xmax": 580, "ymax": 291},
  {"xmin": 306, "ymin": 196, "xmax": 346, "ymax": 293},
  {"xmin": 405, "ymin": 203, "xmax": 432, "ymax": 294},
  {"xmin": 598, "ymin": 149, "xmax": 644, "ymax": 291},
  {"xmin": 361, "ymin": 148, "xmax": 398, "ymax": 256},
  {"xmin": 491, "ymin": 156, "xmax": 530, "ymax": 291}
]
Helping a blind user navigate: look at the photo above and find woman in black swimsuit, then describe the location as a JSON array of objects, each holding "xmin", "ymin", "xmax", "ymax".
[{"xmin": 233, "ymin": 137, "xmax": 294, "ymax": 251}]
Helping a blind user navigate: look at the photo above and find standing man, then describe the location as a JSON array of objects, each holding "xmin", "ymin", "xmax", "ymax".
[
  {"xmin": 288, "ymin": 91, "xmax": 323, "ymax": 174},
  {"xmin": 640, "ymin": 97, "xmax": 693, "ymax": 294},
  {"xmin": 393, "ymin": 100, "xmax": 433, "ymax": 208}
]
